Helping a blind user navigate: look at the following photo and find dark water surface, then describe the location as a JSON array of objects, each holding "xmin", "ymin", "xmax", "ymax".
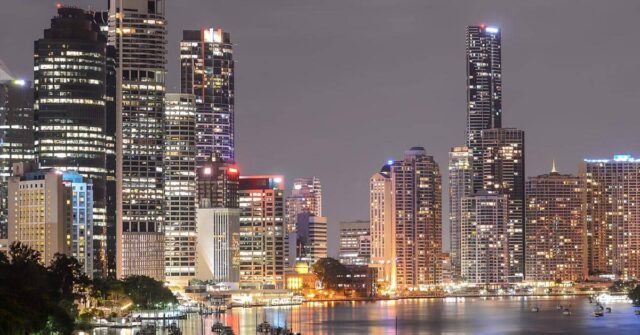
[{"xmin": 93, "ymin": 296, "xmax": 640, "ymax": 334}]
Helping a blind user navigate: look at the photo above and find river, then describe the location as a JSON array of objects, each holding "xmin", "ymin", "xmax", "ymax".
[{"xmin": 90, "ymin": 296, "xmax": 640, "ymax": 334}]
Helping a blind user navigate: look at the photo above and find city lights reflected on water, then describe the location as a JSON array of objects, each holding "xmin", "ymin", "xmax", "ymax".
[{"xmin": 92, "ymin": 296, "xmax": 640, "ymax": 334}]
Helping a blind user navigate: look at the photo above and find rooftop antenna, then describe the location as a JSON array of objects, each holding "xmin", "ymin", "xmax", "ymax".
[{"xmin": 551, "ymin": 160, "xmax": 557, "ymax": 173}]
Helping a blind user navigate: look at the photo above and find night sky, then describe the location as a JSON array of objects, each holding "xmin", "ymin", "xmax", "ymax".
[{"xmin": 2, "ymin": 0, "xmax": 640, "ymax": 256}]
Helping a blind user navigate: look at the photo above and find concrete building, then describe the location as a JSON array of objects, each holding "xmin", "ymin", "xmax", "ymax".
[
  {"xmin": 481, "ymin": 128, "xmax": 525, "ymax": 280},
  {"xmin": 338, "ymin": 220, "xmax": 371, "ymax": 267},
  {"xmin": 8, "ymin": 162, "xmax": 72, "ymax": 265},
  {"xmin": 164, "ymin": 93, "xmax": 197, "ymax": 286},
  {"xmin": 369, "ymin": 164, "xmax": 394, "ymax": 287},
  {"xmin": 525, "ymin": 163, "xmax": 587, "ymax": 282},
  {"xmin": 238, "ymin": 176, "xmax": 285, "ymax": 289},
  {"xmin": 109, "ymin": 0, "xmax": 167, "ymax": 280},
  {"xmin": 460, "ymin": 192, "xmax": 509, "ymax": 285},
  {"xmin": 62, "ymin": 172, "xmax": 94, "ymax": 276},
  {"xmin": 0, "ymin": 76, "xmax": 34, "ymax": 239},
  {"xmin": 285, "ymin": 177, "xmax": 322, "ymax": 268},
  {"xmin": 582, "ymin": 155, "xmax": 640, "ymax": 279},
  {"xmin": 448, "ymin": 146, "xmax": 472, "ymax": 280},
  {"xmin": 294, "ymin": 212, "xmax": 327, "ymax": 264},
  {"xmin": 180, "ymin": 28, "xmax": 235, "ymax": 164},
  {"xmin": 391, "ymin": 147, "xmax": 442, "ymax": 290}
]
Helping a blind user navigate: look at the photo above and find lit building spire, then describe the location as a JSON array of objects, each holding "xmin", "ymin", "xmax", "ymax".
[{"xmin": 551, "ymin": 160, "xmax": 557, "ymax": 173}]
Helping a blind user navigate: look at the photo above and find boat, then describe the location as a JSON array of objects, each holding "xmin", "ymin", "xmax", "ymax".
[
  {"xmin": 257, "ymin": 321, "xmax": 272, "ymax": 333},
  {"xmin": 531, "ymin": 307, "xmax": 539, "ymax": 312},
  {"xmin": 212, "ymin": 322, "xmax": 226, "ymax": 333},
  {"xmin": 556, "ymin": 305, "xmax": 563, "ymax": 311},
  {"xmin": 606, "ymin": 307, "xmax": 612, "ymax": 313},
  {"xmin": 594, "ymin": 310, "xmax": 604, "ymax": 317},
  {"xmin": 563, "ymin": 308, "xmax": 571, "ymax": 316}
]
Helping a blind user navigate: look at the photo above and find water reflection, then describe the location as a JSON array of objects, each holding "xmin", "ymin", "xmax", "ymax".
[{"xmin": 90, "ymin": 296, "xmax": 640, "ymax": 335}]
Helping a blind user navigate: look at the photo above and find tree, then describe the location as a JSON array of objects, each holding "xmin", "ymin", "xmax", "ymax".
[
  {"xmin": 628, "ymin": 285, "xmax": 640, "ymax": 306},
  {"xmin": 122, "ymin": 275, "xmax": 177, "ymax": 309},
  {"xmin": 311, "ymin": 257, "xmax": 352, "ymax": 290}
]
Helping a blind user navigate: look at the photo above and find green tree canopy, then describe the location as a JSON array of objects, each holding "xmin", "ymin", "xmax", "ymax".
[
  {"xmin": 311, "ymin": 257, "xmax": 352, "ymax": 290},
  {"xmin": 122, "ymin": 275, "xmax": 177, "ymax": 309}
]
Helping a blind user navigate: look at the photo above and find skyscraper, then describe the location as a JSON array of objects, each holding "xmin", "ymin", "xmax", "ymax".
[
  {"xmin": 466, "ymin": 25, "xmax": 502, "ymax": 193},
  {"xmin": 460, "ymin": 192, "xmax": 509, "ymax": 285},
  {"xmin": 0, "ymin": 77, "xmax": 34, "ymax": 239},
  {"xmin": 338, "ymin": 220, "xmax": 371, "ymax": 267},
  {"xmin": 180, "ymin": 28, "xmax": 235, "ymax": 164},
  {"xmin": 34, "ymin": 7, "xmax": 110, "ymax": 276},
  {"xmin": 109, "ymin": 0, "xmax": 167, "ymax": 280},
  {"xmin": 525, "ymin": 163, "xmax": 586, "ymax": 282},
  {"xmin": 582, "ymin": 155, "xmax": 640, "ymax": 279},
  {"xmin": 481, "ymin": 128, "xmax": 525, "ymax": 280},
  {"xmin": 448, "ymin": 146, "xmax": 472, "ymax": 280},
  {"xmin": 238, "ymin": 176, "xmax": 285, "ymax": 289},
  {"xmin": 163, "ymin": 93, "xmax": 197, "ymax": 286},
  {"xmin": 369, "ymin": 164, "xmax": 394, "ymax": 287},
  {"xmin": 295, "ymin": 213, "xmax": 328, "ymax": 264},
  {"xmin": 391, "ymin": 147, "xmax": 442, "ymax": 290},
  {"xmin": 62, "ymin": 172, "xmax": 94, "ymax": 277},
  {"xmin": 196, "ymin": 154, "xmax": 239, "ymax": 209},
  {"xmin": 286, "ymin": 177, "xmax": 322, "ymax": 267}
]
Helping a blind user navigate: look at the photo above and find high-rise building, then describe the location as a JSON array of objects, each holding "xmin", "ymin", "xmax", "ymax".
[
  {"xmin": 8, "ymin": 162, "xmax": 72, "ymax": 265},
  {"xmin": 286, "ymin": 177, "xmax": 322, "ymax": 267},
  {"xmin": 481, "ymin": 128, "xmax": 525, "ymax": 280},
  {"xmin": 195, "ymin": 157, "xmax": 240, "ymax": 283},
  {"xmin": 180, "ymin": 28, "xmax": 235, "ymax": 164},
  {"xmin": 34, "ymin": 7, "xmax": 111, "ymax": 276},
  {"xmin": 525, "ymin": 163, "xmax": 586, "ymax": 282},
  {"xmin": 238, "ymin": 176, "xmax": 285, "ymax": 289},
  {"xmin": 391, "ymin": 147, "xmax": 442, "ymax": 290},
  {"xmin": 338, "ymin": 220, "xmax": 371, "ymax": 267},
  {"xmin": 109, "ymin": 0, "xmax": 167, "ymax": 280},
  {"xmin": 294, "ymin": 212, "xmax": 327, "ymax": 264},
  {"xmin": 460, "ymin": 192, "xmax": 509, "ymax": 285},
  {"xmin": 0, "ymin": 77, "xmax": 34, "ymax": 239},
  {"xmin": 62, "ymin": 172, "xmax": 94, "ymax": 277},
  {"xmin": 369, "ymin": 164, "xmax": 394, "ymax": 287},
  {"xmin": 448, "ymin": 146, "xmax": 472, "ymax": 280},
  {"xmin": 466, "ymin": 25, "xmax": 502, "ymax": 193},
  {"xmin": 582, "ymin": 155, "xmax": 640, "ymax": 279},
  {"xmin": 163, "ymin": 93, "xmax": 197, "ymax": 286}
]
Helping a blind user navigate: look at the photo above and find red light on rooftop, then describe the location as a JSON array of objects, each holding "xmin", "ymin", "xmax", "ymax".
[
  {"xmin": 56, "ymin": 3, "xmax": 62, "ymax": 9},
  {"xmin": 228, "ymin": 167, "xmax": 238, "ymax": 174},
  {"xmin": 480, "ymin": 23, "xmax": 485, "ymax": 29}
]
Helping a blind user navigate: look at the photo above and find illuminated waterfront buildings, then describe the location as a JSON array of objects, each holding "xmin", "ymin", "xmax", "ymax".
[
  {"xmin": 180, "ymin": 28, "xmax": 235, "ymax": 164},
  {"xmin": 8, "ymin": 162, "xmax": 72, "ymax": 265},
  {"xmin": 338, "ymin": 220, "xmax": 370, "ymax": 267},
  {"xmin": 525, "ymin": 163, "xmax": 586, "ymax": 282},
  {"xmin": 466, "ymin": 25, "xmax": 502, "ymax": 193},
  {"xmin": 391, "ymin": 147, "xmax": 442, "ymax": 289},
  {"xmin": 460, "ymin": 191, "xmax": 509, "ymax": 285},
  {"xmin": 286, "ymin": 177, "xmax": 322, "ymax": 267},
  {"xmin": 369, "ymin": 164, "xmax": 394, "ymax": 287},
  {"xmin": 109, "ymin": 0, "xmax": 167, "ymax": 280},
  {"xmin": 163, "ymin": 94, "xmax": 197, "ymax": 286},
  {"xmin": 448, "ymin": 146, "xmax": 472, "ymax": 280},
  {"xmin": 238, "ymin": 176, "xmax": 285, "ymax": 289},
  {"xmin": 34, "ymin": 7, "xmax": 111, "ymax": 276},
  {"xmin": 582, "ymin": 155, "xmax": 640, "ymax": 279},
  {"xmin": 481, "ymin": 128, "xmax": 525, "ymax": 280},
  {"xmin": 62, "ymin": 172, "xmax": 94, "ymax": 277},
  {"xmin": 0, "ymin": 76, "xmax": 34, "ymax": 239},
  {"xmin": 295, "ymin": 213, "xmax": 327, "ymax": 264}
]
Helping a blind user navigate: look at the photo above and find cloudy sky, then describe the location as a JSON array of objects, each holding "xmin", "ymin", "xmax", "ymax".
[{"xmin": 2, "ymin": 0, "xmax": 640, "ymax": 255}]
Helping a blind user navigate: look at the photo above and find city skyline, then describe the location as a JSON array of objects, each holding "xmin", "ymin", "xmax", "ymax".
[{"xmin": 2, "ymin": 1, "xmax": 640, "ymax": 256}]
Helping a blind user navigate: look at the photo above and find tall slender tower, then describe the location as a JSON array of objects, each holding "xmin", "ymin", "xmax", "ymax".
[
  {"xmin": 466, "ymin": 25, "xmax": 502, "ymax": 193},
  {"xmin": 180, "ymin": 28, "xmax": 235, "ymax": 165},
  {"xmin": 34, "ymin": 7, "xmax": 110, "ymax": 276},
  {"xmin": 369, "ymin": 164, "xmax": 394, "ymax": 288},
  {"xmin": 481, "ymin": 128, "xmax": 525, "ymax": 280},
  {"xmin": 163, "ymin": 93, "xmax": 197, "ymax": 286},
  {"xmin": 109, "ymin": 0, "xmax": 167, "ymax": 280},
  {"xmin": 391, "ymin": 147, "xmax": 442, "ymax": 290},
  {"xmin": 448, "ymin": 146, "xmax": 472, "ymax": 280}
]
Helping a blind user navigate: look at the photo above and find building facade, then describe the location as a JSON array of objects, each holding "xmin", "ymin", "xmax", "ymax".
[
  {"xmin": 180, "ymin": 28, "xmax": 235, "ymax": 164},
  {"xmin": 525, "ymin": 165, "xmax": 586, "ymax": 282},
  {"xmin": 481, "ymin": 128, "xmax": 525, "ymax": 280},
  {"xmin": 286, "ymin": 177, "xmax": 322, "ymax": 267},
  {"xmin": 338, "ymin": 220, "xmax": 371, "ymax": 267},
  {"xmin": 448, "ymin": 146, "xmax": 472, "ymax": 280},
  {"xmin": 62, "ymin": 172, "xmax": 94, "ymax": 277},
  {"xmin": 369, "ymin": 164, "xmax": 394, "ymax": 287},
  {"xmin": 0, "ymin": 77, "xmax": 34, "ymax": 239},
  {"xmin": 391, "ymin": 147, "xmax": 442, "ymax": 289},
  {"xmin": 164, "ymin": 93, "xmax": 197, "ymax": 286},
  {"xmin": 294, "ymin": 213, "xmax": 327, "ymax": 264},
  {"xmin": 466, "ymin": 25, "xmax": 502, "ymax": 193},
  {"xmin": 34, "ymin": 6, "xmax": 111, "ymax": 276},
  {"xmin": 460, "ymin": 192, "xmax": 509, "ymax": 285},
  {"xmin": 8, "ymin": 162, "xmax": 72, "ymax": 265},
  {"xmin": 238, "ymin": 176, "xmax": 285, "ymax": 289},
  {"xmin": 582, "ymin": 155, "xmax": 640, "ymax": 279},
  {"xmin": 109, "ymin": 0, "xmax": 167, "ymax": 280}
]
